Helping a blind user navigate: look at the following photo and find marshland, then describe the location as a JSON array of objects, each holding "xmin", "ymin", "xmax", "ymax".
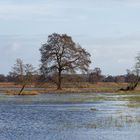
[{"xmin": 1, "ymin": 0, "xmax": 140, "ymax": 140}]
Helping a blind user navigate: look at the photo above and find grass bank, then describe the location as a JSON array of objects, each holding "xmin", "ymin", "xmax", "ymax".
[{"xmin": 0, "ymin": 82, "xmax": 140, "ymax": 95}]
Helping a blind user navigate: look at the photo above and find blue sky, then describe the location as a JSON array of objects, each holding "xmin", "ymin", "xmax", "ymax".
[{"xmin": 0, "ymin": 0, "xmax": 140, "ymax": 75}]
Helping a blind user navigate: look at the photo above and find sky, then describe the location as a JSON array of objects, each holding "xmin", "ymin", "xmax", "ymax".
[{"xmin": 0, "ymin": 0, "xmax": 140, "ymax": 75}]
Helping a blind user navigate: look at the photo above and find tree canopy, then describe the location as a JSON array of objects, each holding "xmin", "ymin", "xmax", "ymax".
[{"xmin": 40, "ymin": 33, "xmax": 91, "ymax": 89}]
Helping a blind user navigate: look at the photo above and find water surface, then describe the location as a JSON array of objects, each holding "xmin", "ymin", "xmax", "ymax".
[{"xmin": 0, "ymin": 92, "xmax": 140, "ymax": 140}]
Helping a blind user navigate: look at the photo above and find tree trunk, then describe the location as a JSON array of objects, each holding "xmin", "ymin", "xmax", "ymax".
[
  {"xmin": 18, "ymin": 84, "xmax": 26, "ymax": 95},
  {"xmin": 57, "ymin": 70, "xmax": 62, "ymax": 90},
  {"xmin": 120, "ymin": 77, "xmax": 140, "ymax": 91}
]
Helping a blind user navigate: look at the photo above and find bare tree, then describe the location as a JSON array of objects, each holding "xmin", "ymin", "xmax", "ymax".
[
  {"xmin": 125, "ymin": 69, "xmax": 137, "ymax": 83},
  {"xmin": 40, "ymin": 33, "xmax": 91, "ymax": 90},
  {"xmin": 88, "ymin": 67, "xmax": 102, "ymax": 83},
  {"xmin": 0, "ymin": 74, "xmax": 6, "ymax": 82},
  {"xmin": 12, "ymin": 59, "xmax": 25, "ymax": 84},
  {"xmin": 11, "ymin": 58, "xmax": 36, "ymax": 95},
  {"xmin": 24, "ymin": 64, "xmax": 36, "ymax": 85},
  {"xmin": 120, "ymin": 53, "xmax": 140, "ymax": 91}
]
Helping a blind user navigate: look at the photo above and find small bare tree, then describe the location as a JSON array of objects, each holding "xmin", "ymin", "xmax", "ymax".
[
  {"xmin": 40, "ymin": 33, "xmax": 91, "ymax": 90},
  {"xmin": 12, "ymin": 59, "xmax": 25, "ymax": 86},
  {"xmin": 11, "ymin": 58, "xmax": 36, "ymax": 95},
  {"xmin": 120, "ymin": 53, "xmax": 140, "ymax": 91},
  {"xmin": 88, "ymin": 67, "xmax": 102, "ymax": 83}
]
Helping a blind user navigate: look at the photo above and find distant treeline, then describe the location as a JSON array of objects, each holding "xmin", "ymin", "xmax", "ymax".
[{"xmin": 0, "ymin": 68, "xmax": 136, "ymax": 84}]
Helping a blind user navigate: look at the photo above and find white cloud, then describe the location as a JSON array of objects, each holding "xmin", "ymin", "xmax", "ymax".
[{"xmin": 0, "ymin": 0, "xmax": 139, "ymax": 21}]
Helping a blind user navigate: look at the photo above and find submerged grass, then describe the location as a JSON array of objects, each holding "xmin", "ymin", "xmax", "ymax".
[
  {"xmin": 67, "ymin": 115, "xmax": 140, "ymax": 129},
  {"xmin": 127, "ymin": 104, "xmax": 140, "ymax": 108}
]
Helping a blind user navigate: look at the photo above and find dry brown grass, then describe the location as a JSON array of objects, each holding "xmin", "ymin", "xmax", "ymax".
[
  {"xmin": 0, "ymin": 82, "xmax": 140, "ymax": 94},
  {"xmin": 0, "ymin": 82, "xmax": 128, "ymax": 88},
  {"xmin": 59, "ymin": 82, "xmax": 128, "ymax": 91},
  {"xmin": 0, "ymin": 82, "xmax": 35, "ymax": 88},
  {"xmin": 5, "ymin": 90, "xmax": 39, "ymax": 95}
]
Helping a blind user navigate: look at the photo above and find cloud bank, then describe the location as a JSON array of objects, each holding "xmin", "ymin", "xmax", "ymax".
[{"xmin": 0, "ymin": 0, "xmax": 140, "ymax": 75}]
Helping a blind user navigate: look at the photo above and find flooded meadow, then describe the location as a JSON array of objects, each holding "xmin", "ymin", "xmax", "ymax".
[{"xmin": 0, "ymin": 91, "xmax": 140, "ymax": 140}]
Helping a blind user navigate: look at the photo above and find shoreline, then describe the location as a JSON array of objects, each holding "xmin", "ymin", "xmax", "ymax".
[
  {"xmin": 0, "ymin": 88, "xmax": 140, "ymax": 95},
  {"xmin": 0, "ymin": 82, "xmax": 139, "ymax": 95}
]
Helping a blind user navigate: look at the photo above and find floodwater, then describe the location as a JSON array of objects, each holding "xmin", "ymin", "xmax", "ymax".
[{"xmin": 0, "ymin": 92, "xmax": 140, "ymax": 140}]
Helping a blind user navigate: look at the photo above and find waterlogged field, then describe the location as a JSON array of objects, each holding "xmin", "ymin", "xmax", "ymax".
[{"xmin": 0, "ymin": 91, "xmax": 140, "ymax": 140}]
